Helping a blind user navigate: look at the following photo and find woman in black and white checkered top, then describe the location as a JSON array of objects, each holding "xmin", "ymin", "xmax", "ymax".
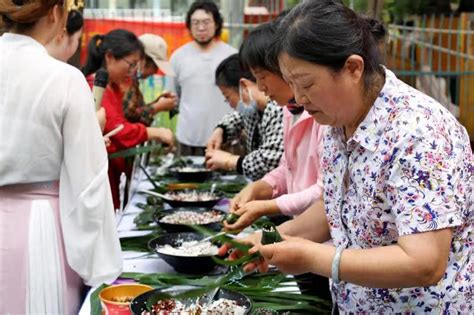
[{"xmin": 205, "ymin": 54, "xmax": 284, "ymax": 180}]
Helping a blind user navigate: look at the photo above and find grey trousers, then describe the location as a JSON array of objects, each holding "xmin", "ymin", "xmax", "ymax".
[{"xmin": 177, "ymin": 142, "xmax": 206, "ymax": 157}]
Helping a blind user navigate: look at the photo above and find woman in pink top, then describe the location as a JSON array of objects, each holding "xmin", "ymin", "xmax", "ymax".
[{"xmin": 225, "ymin": 18, "xmax": 325, "ymax": 231}]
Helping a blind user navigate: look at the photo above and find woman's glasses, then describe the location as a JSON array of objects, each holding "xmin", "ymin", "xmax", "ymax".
[{"xmin": 122, "ymin": 57, "xmax": 139, "ymax": 70}]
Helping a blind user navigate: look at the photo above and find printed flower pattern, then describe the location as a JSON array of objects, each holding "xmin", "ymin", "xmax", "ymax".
[{"xmin": 323, "ymin": 69, "xmax": 473, "ymax": 313}]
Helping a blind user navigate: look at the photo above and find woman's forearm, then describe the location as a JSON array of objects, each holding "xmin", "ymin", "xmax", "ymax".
[
  {"xmin": 306, "ymin": 228, "xmax": 452, "ymax": 288},
  {"xmin": 251, "ymin": 180, "xmax": 274, "ymax": 200},
  {"xmin": 278, "ymin": 199, "xmax": 331, "ymax": 242}
]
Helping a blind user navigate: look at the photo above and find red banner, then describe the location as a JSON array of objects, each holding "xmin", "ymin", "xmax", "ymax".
[{"xmin": 81, "ymin": 19, "xmax": 193, "ymax": 64}]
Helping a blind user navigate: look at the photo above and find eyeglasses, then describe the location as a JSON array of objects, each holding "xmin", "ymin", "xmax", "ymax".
[
  {"xmin": 190, "ymin": 19, "xmax": 214, "ymax": 27},
  {"xmin": 122, "ymin": 57, "xmax": 139, "ymax": 70}
]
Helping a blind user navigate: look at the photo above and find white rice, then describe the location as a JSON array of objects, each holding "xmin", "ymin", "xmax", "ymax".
[{"xmin": 156, "ymin": 240, "xmax": 219, "ymax": 257}]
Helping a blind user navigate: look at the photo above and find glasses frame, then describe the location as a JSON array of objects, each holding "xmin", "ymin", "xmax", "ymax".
[
  {"xmin": 190, "ymin": 18, "xmax": 214, "ymax": 28},
  {"xmin": 122, "ymin": 57, "xmax": 139, "ymax": 70}
]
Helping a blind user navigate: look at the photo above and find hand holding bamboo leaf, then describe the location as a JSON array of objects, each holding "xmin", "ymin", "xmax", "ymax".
[
  {"xmin": 224, "ymin": 200, "xmax": 280, "ymax": 232},
  {"xmin": 255, "ymin": 235, "xmax": 325, "ymax": 275},
  {"xmin": 260, "ymin": 222, "xmax": 283, "ymax": 244}
]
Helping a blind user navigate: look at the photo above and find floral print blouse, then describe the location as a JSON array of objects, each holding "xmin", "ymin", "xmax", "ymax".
[{"xmin": 322, "ymin": 69, "xmax": 473, "ymax": 314}]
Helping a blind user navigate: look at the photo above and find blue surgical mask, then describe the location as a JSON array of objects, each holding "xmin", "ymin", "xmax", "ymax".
[
  {"xmin": 135, "ymin": 68, "xmax": 143, "ymax": 80},
  {"xmin": 236, "ymin": 85, "xmax": 258, "ymax": 117}
]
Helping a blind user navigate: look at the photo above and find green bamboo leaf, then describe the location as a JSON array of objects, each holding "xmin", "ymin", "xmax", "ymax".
[
  {"xmin": 133, "ymin": 204, "xmax": 163, "ymax": 227},
  {"xmin": 135, "ymin": 224, "xmax": 160, "ymax": 231},
  {"xmin": 120, "ymin": 272, "xmax": 143, "ymax": 279},
  {"xmin": 252, "ymin": 302, "xmax": 328, "ymax": 312},
  {"xmin": 212, "ymin": 252, "xmax": 260, "ymax": 267},
  {"xmin": 188, "ymin": 225, "xmax": 255, "ymax": 254},
  {"xmin": 261, "ymin": 222, "xmax": 283, "ymax": 245},
  {"xmin": 90, "ymin": 283, "xmax": 109, "ymax": 315},
  {"xmin": 135, "ymin": 202, "xmax": 147, "ymax": 210},
  {"xmin": 256, "ymin": 272, "xmax": 287, "ymax": 289},
  {"xmin": 217, "ymin": 266, "xmax": 249, "ymax": 285},
  {"xmin": 108, "ymin": 143, "xmax": 163, "ymax": 160},
  {"xmin": 249, "ymin": 291, "xmax": 331, "ymax": 304},
  {"xmin": 120, "ymin": 232, "xmax": 161, "ymax": 252}
]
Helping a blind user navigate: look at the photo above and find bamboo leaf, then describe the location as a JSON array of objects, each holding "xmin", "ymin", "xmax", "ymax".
[
  {"xmin": 133, "ymin": 205, "xmax": 163, "ymax": 227},
  {"xmin": 108, "ymin": 144, "xmax": 163, "ymax": 160},
  {"xmin": 90, "ymin": 283, "xmax": 109, "ymax": 315},
  {"xmin": 120, "ymin": 232, "xmax": 161, "ymax": 252},
  {"xmin": 121, "ymin": 272, "xmax": 144, "ymax": 279},
  {"xmin": 252, "ymin": 302, "xmax": 328, "ymax": 313},
  {"xmin": 256, "ymin": 272, "xmax": 287, "ymax": 289},
  {"xmin": 212, "ymin": 253, "xmax": 260, "ymax": 267},
  {"xmin": 188, "ymin": 225, "xmax": 254, "ymax": 253},
  {"xmin": 135, "ymin": 202, "xmax": 148, "ymax": 210}
]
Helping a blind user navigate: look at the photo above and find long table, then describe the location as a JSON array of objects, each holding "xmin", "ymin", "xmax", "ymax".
[
  {"xmin": 78, "ymin": 157, "xmax": 304, "ymax": 314},
  {"xmin": 78, "ymin": 163, "xmax": 235, "ymax": 314}
]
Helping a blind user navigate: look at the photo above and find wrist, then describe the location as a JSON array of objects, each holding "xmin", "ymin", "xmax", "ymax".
[
  {"xmin": 215, "ymin": 127, "xmax": 224, "ymax": 135},
  {"xmin": 258, "ymin": 200, "xmax": 280, "ymax": 216},
  {"xmin": 224, "ymin": 154, "xmax": 238, "ymax": 171}
]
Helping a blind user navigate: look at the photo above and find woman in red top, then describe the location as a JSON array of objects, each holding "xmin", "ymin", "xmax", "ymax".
[{"xmin": 82, "ymin": 29, "xmax": 174, "ymax": 209}]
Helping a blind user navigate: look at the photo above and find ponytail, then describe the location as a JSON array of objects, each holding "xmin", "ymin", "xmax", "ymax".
[{"xmin": 82, "ymin": 34, "xmax": 105, "ymax": 77}]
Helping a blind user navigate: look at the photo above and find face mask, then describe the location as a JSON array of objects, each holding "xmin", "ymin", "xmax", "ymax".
[
  {"xmin": 287, "ymin": 98, "xmax": 304, "ymax": 115},
  {"xmin": 236, "ymin": 85, "xmax": 258, "ymax": 117},
  {"xmin": 135, "ymin": 68, "xmax": 143, "ymax": 80}
]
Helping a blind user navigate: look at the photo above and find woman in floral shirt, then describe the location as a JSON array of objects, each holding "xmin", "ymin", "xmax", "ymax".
[{"xmin": 228, "ymin": 1, "xmax": 473, "ymax": 313}]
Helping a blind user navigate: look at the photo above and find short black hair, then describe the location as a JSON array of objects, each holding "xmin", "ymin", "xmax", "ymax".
[
  {"xmin": 65, "ymin": 10, "xmax": 83, "ymax": 36},
  {"xmin": 239, "ymin": 21, "xmax": 280, "ymax": 74},
  {"xmin": 215, "ymin": 54, "xmax": 254, "ymax": 90},
  {"xmin": 185, "ymin": 1, "xmax": 223, "ymax": 38},
  {"xmin": 239, "ymin": 8, "xmax": 290, "ymax": 75}
]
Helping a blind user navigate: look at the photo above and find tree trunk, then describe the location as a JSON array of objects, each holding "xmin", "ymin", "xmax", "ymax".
[{"xmin": 367, "ymin": 0, "xmax": 384, "ymax": 19}]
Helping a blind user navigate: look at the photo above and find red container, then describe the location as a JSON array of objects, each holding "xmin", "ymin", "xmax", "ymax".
[{"xmin": 99, "ymin": 284, "xmax": 154, "ymax": 315}]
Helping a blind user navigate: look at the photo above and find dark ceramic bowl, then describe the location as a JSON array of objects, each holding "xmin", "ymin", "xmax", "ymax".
[
  {"xmin": 148, "ymin": 232, "xmax": 219, "ymax": 274},
  {"xmin": 169, "ymin": 167, "xmax": 213, "ymax": 183},
  {"xmin": 154, "ymin": 208, "xmax": 224, "ymax": 233},
  {"xmin": 159, "ymin": 190, "xmax": 223, "ymax": 208},
  {"xmin": 130, "ymin": 286, "xmax": 252, "ymax": 315}
]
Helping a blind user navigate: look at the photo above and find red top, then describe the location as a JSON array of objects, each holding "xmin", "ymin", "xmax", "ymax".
[{"xmin": 87, "ymin": 76, "xmax": 148, "ymax": 153}]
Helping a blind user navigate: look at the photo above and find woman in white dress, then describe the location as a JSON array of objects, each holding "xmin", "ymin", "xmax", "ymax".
[{"xmin": 0, "ymin": 1, "xmax": 122, "ymax": 314}]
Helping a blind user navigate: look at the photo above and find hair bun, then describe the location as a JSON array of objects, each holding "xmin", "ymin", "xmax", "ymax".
[{"xmin": 364, "ymin": 16, "xmax": 386, "ymax": 42}]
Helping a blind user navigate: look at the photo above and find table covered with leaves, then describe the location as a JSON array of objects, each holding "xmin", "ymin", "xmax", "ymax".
[{"xmin": 80, "ymin": 159, "xmax": 331, "ymax": 314}]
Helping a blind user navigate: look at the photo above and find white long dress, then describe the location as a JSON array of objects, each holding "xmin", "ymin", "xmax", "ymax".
[{"xmin": 0, "ymin": 33, "xmax": 122, "ymax": 314}]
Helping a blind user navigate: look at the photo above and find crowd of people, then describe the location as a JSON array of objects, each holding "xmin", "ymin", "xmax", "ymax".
[{"xmin": 0, "ymin": 0, "xmax": 471, "ymax": 314}]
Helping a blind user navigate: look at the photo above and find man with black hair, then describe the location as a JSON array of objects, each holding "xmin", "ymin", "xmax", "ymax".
[{"xmin": 168, "ymin": 0, "xmax": 237, "ymax": 156}]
